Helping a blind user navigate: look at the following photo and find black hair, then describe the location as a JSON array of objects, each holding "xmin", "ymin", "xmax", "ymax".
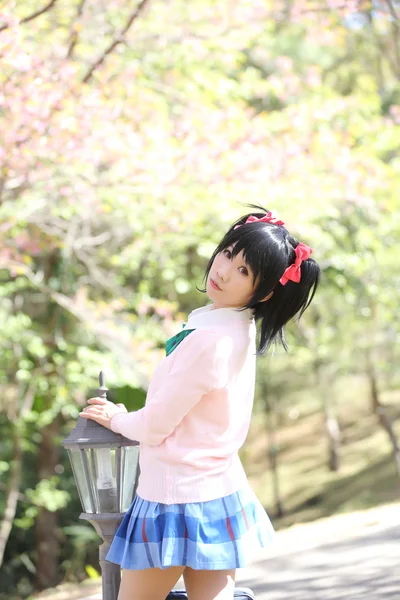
[{"xmin": 201, "ymin": 204, "xmax": 320, "ymax": 355}]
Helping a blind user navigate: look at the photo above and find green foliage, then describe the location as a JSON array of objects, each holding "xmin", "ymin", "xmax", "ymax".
[{"xmin": 25, "ymin": 477, "xmax": 69, "ymax": 515}]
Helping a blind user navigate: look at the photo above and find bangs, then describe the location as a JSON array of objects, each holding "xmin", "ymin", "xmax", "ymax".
[{"xmin": 228, "ymin": 230, "xmax": 266, "ymax": 284}]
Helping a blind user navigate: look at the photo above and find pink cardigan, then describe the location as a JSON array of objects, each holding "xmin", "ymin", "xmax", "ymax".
[{"xmin": 111, "ymin": 304, "xmax": 256, "ymax": 504}]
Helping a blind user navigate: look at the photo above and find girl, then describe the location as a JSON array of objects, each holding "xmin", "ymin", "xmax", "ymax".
[{"xmin": 80, "ymin": 205, "xmax": 320, "ymax": 600}]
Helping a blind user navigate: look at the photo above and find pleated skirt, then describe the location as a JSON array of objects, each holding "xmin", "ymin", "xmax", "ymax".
[{"xmin": 106, "ymin": 485, "xmax": 275, "ymax": 570}]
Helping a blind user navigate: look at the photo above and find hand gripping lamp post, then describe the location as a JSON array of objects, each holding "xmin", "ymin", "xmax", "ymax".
[{"xmin": 62, "ymin": 372, "xmax": 139, "ymax": 600}]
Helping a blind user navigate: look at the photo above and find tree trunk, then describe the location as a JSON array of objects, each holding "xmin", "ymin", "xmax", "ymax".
[
  {"xmin": 321, "ymin": 394, "xmax": 341, "ymax": 472},
  {"xmin": 267, "ymin": 427, "xmax": 284, "ymax": 518},
  {"xmin": 367, "ymin": 354, "xmax": 400, "ymax": 479},
  {"xmin": 0, "ymin": 425, "xmax": 23, "ymax": 567},
  {"xmin": 261, "ymin": 375, "xmax": 284, "ymax": 518},
  {"xmin": 34, "ymin": 252, "xmax": 64, "ymax": 591},
  {"xmin": 34, "ymin": 415, "xmax": 61, "ymax": 591},
  {"xmin": 314, "ymin": 356, "xmax": 341, "ymax": 472}
]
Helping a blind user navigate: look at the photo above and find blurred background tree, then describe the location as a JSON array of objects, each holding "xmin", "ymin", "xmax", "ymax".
[{"xmin": 0, "ymin": 0, "xmax": 399, "ymax": 597}]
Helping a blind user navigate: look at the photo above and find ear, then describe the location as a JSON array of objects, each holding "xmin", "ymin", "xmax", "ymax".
[{"xmin": 260, "ymin": 291, "xmax": 274, "ymax": 303}]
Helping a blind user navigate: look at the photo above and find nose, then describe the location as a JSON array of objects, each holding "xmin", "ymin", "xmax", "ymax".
[{"xmin": 216, "ymin": 264, "xmax": 230, "ymax": 282}]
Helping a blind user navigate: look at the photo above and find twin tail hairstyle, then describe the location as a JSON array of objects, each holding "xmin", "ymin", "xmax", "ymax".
[{"xmin": 201, "ymin": 204, "xmax": 320, "ymax": 355}]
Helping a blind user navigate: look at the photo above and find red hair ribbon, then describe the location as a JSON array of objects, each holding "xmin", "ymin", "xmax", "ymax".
[
  {"xmin": 234, "ymin": 211, "xmax": 285, "ymax": 229},
  {"xmin": 279, "ymin": 243, "xmax": 312, "ymax": 286}
]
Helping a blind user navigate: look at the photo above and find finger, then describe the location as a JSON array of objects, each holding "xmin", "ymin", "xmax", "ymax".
[
  {"xmin": 80, "ymin": 412, "xmax": 99, "ymax": 421},
  {"xmin": 116, "ymin": 403, "xmax": 125, "ymax": 409},
  {"xmin": 81, "ymin": 407, "xmax": 102, "ymax": 416},
  {"xmin": 87, "ymin": 397, "xmax": 107, "ymax": 405},
  {"xmin": 79, "ymin": 413, "xmax": 110, "ymax": 429},
  {"xmin": 80, "ymin": 411, "xmax": 105, "ymax": 422}
]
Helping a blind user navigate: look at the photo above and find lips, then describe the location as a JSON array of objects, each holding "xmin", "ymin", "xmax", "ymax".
[{"xmin": 210, "ymin": 278, "xmax": 222, "ymax": 291}]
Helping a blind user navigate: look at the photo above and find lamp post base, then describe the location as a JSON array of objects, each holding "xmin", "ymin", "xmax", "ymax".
[{"xmin": 80, "ymin": 512, "xmax": 125, "ymax": 600}]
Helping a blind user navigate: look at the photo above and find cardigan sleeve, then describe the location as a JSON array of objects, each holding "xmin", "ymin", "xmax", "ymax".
[{"xmin": 110, "ymin": 330, "xmax": 233, "ymax": 446}]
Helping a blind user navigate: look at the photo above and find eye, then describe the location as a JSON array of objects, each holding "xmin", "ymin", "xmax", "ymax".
[
  {"xmin": 223, "ymin": 249, "xmax": 232, "ymax": 259},
  {"xmin": 239, "ymin": 267, "xmax": 249, "ymax": 276}
]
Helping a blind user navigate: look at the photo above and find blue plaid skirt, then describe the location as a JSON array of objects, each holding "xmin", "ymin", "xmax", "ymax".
[{"xmin": 106, "ymin": 486, "xmax": 275, "ymax": 570}]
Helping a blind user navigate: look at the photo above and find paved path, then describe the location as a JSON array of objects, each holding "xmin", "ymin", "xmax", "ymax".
[{"xmin": 236, "ymin": 523, "xmax": 400, "ymax": 599}]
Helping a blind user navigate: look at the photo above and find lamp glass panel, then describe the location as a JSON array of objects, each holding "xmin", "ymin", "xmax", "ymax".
[
  {"xmin": 68, "ymin": 449, "xmax": 94, "ymax": 513},
  {"xmin": 87, "ymin": 447, "xmax": 119, "ymax": 513},
  {"xmin": 121, "ymin": 446, "xmax": 140, "ymax": 512}
]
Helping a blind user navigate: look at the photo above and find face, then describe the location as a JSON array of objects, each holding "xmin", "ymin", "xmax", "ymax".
[{"xmin": 206, "ymin": 245, "xmax": 256, "ymax": 309}]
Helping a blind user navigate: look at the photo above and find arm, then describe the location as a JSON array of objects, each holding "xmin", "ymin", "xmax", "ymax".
[{"xmin": 110, "ymin": 329, "xmax": 232, "ymax": 446}]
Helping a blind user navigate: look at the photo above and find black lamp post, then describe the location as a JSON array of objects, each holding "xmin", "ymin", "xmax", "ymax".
[{"xmin": 62, "ymin": 372, "xmax": 139, "ymax": 600}]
